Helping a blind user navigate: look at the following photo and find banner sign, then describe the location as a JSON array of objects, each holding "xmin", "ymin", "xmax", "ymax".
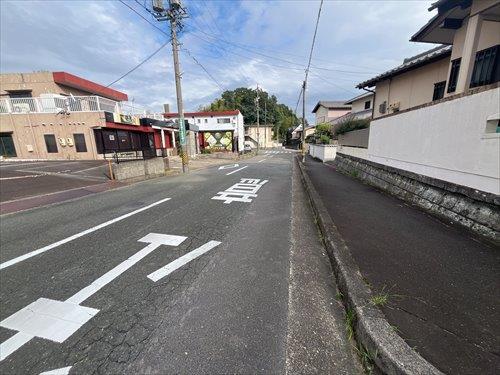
[
  {"xmin": 204, "ymin": 131, "xmax": 233, "ymax": 151},
  {"xmin": 112, "ymin": 113, "xmax": 140, "ymax": 126}
]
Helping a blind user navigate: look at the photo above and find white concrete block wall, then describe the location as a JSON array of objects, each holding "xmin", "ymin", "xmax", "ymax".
[
  {"xmin": 366, "ymin": 87, "xmax": 500, "ymax": 194},
  {"xmin": 309, "ymin": 144, "xmax": 337, "ymax": 162}
]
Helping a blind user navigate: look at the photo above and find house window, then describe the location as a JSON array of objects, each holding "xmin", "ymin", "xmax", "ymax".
[
  {"xmin": 204, "ymin": 119, "xmax": 208, "ymax": 123},
  {"xmin": 74, "ymin": 133, "xmax": 87, "ymax": 152},
  {"xmin": 7, "ymin": 90, "xmax": 32, "ymax": 98},
  {"xmin": 470, "ymin": 45, "xmax": 499, "ymax": 88},
  {"xmin": 197, "ymin": 119, "xmax": 201, "ymax": 123},
  {"xmin": 364, "ymin": 100, "xmax": 371, "ymax": 110},
  {"xmin": 447, "ymin": 58, "xmax": 461, "ymax": 93},
  {"xmin": 432, "ymin": 81, "xmax": 446, "ymax": 101},
  {"xmin": 44, "ymin": 134, "xmax": 58, "ymax": 153},
  {"xmin": 217, "ymin": 118, "xmax": 231, "ymax": 124}
]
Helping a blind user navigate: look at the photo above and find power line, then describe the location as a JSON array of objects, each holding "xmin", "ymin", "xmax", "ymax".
[
  {"xmin": 181, "ymin": 48, "xmax": 226, "ymax": 92},
  {"xmin": 120, "ymin": 0, "xmax": 170, "ymax": 37},
  {"xmin": 107, "ymin": 40, "xmax": 171, "ymax": 87},
  {"xmin": 304, "ymin": 0, "xmax": 324, "ymax": 82},
  {"xmin": 183, "ymin": 20, "xmax": 376, "ymax": 75}
]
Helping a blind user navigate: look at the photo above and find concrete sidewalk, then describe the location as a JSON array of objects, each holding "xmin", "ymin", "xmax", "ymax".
[{"xmin": 303, "ymin": 156, "xmax": 499, "ymax": 375}]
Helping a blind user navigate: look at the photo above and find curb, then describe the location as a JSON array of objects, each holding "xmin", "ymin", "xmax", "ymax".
[{"xmin": 296, "ymin": 156, "xmax": 444, "ymax": 375}]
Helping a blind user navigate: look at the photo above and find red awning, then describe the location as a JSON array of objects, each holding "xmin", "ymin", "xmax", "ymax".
[{"xmin": 53, "ymin": 72, "xmax": 128, "ymax": 102}]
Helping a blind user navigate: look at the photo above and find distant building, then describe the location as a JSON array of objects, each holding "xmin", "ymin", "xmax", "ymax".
[
  {"xmin": 164, "ymin": 110, "xmax": 244, "ymax": 153},
  {"xmin": 244, "ymin": 124, "xmax": 275, "ymax": 148},
  {"xmin": 0, "ymin": 71, "xmax": 176, "ymax": 160},
  {"xmin": 311, "ymin": 101, "xmax": 351, "ymax": 124}
]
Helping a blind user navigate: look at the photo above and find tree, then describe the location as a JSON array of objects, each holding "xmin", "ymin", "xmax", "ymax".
[{"xmin": 200, "ymin": 87, "xmax": 299, "ymax": 141}]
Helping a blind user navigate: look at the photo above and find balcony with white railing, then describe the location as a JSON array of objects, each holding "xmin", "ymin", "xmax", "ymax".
[{"xmin": 0, "ymin": 95, "xmax": 121, "ymax": 115}]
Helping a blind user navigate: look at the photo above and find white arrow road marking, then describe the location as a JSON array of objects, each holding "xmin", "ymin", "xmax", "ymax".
[
  {"xmin": 40, "ymin": 366, "xmax": 72, "ymax": 375},
  {"xmin": 148, "ymin": 240, "xmax": 221, "ymax": 282},
  {"xmin": 218, "ymin": 164, "xmax": 239, "ymax": 170},
  {"xmin": 0, "ymin": 198, "xmax": 172, "ymax": 270},
  {"xmin": 226, "ymin": 166, "xmax": 248, "ymax": 175},
  {"xmin": 258, "ymin": 159, "xmax": 266, "ymax": 163},
  {"xmin": 0, "ymin": 233, "xmax": 186, "ymax": 361}
]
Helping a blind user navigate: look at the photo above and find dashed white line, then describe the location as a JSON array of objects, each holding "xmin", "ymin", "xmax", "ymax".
[
  {"xmin": 148, "ymin": 240, "xmax": 221, "ymax": 282},
  {"xmin": 0, "ymin": 197, "xmax": 172, "ymax": 270},
  {"xmin": 258, "ymin": 159, "xmax": 266, "ymax": 163},
  {"xmin": 226, "ymin": 166, "xmax": 248, "ymax": 175}
]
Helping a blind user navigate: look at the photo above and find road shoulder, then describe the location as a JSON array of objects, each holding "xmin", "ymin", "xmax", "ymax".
[{"xmin": 286, "ymin": 160, "xmax": 362, "ymax": 374}]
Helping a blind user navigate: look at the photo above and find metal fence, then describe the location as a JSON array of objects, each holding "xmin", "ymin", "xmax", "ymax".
[
  {"xmin": 103, "ymin": 148, "xmax": 168, "ymax": 164},
  {"xmin": 0, "ymin": 95, "xmax": 120, "ymax": 114}
]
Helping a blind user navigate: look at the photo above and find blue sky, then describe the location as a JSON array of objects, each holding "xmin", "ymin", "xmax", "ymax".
[{"xmin": 0, "ymin": 0, "xmax": 436, "ymax": 122}]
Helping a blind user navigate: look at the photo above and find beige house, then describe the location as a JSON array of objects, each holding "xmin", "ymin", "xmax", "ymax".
[
  {"xmin": 311, "ymin": 101, "xmax": 351, "ymax": 124},
  {"xmin": 359, "ymin": 0, "xmax": 500, "ymax": 118},
  {"xmin": 0, "ymin": 72, "xmax": 175, "ymax": 160},
  {"xmin": 344, "ymin": 0, "xmax": 500, "ymax": 195},
  {"xmin": 244, "ymin": 124, "xmax": 276, "ymax": 148}
]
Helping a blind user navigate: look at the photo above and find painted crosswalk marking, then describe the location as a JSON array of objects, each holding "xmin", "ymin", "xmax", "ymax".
[{"xmin": 211, "ymin": 178, "xmax": 268, "ymax": 204}]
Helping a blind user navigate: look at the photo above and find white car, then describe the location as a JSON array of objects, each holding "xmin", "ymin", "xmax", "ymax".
[{"xmin": 244, "ymin": 144, "xmax": 253, "ymax": 152}]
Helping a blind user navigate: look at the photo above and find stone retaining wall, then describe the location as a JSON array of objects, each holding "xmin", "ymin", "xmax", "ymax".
[
  {"xmin": 334, "ymin": 153, "xmax": 500, "ymax": 244},
  {"xmin": 112, "ymin": 157, "xmax": 168, "ymax": 181}
]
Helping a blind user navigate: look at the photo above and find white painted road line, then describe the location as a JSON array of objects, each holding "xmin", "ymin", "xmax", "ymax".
[
  {"xmin": 226, "ymin": 166, "xmax": 248, "ymax": 175},
  {"xmin": 148, "ymin": 240, "xmax": 221, "ymax": 282},
  {"xmin": 258, "ymin": 159, "xmax": 266, "ymax": 163},
  {"xmin": 212, "ymin": 178, "xmax": 268, "ymax": 204},
  {"xmin": 40, "ymin": 366, "xmax": 72, "ymax": 375},
  {"xmin": 218, "ymin": 164, "xmax": 239, "ymax": 170},
  {"xmin": 0, "ymin": 197, "xmax": 172, "ymax": 270},
  {"xmin": 0, "ymin": 233, "xmax": 187, "ymax": 361}
]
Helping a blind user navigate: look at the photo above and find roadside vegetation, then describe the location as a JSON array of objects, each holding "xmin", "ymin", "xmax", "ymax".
[{"xmin": 335, "ymin": 116, "xmax": 370, "ymax": 135}]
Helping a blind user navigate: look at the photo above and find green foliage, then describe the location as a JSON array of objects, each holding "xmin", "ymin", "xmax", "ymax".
[
  {"xmin": 319, "ymin": 134, "xmax": 331, "ymax": 144},
  {"xmin": 200, "ymin": 87, "xmax": 299, "ymax": 140},
  {"xmin": 335, "ymin": 117, "xmax": 370, "ymax": 135}
]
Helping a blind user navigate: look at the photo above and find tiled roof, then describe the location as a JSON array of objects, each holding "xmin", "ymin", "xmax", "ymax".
[
  {"xmin": 312, "ymin": 101, "xmax": 351, "ymax": 113},
  {"xmin": 356, "ymin": 45, "xmax": 452, "ymax": 88}
]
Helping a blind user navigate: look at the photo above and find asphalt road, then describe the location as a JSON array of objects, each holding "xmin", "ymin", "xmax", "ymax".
[
  {"xmin": 0, "ymin": 150, "xmax": 360, "ymax": 374},
  {"xmin": 0, "ymin": 161, "xmax": 109, "ymax": 202}
]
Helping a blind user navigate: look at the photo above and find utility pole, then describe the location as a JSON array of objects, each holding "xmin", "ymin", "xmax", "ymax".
[
  {"xmin": 255, "ymin": 85, "xmax": 260, "ymax": 153},
  {"xmin": 152, "ymin": 0, "xmax": 189, "ymax": 173},
  {"xmin": 264, "ymin": 99, "xmax": 267, "ymax": 148},
  {"xmin": 302, "ymin": 80, "xmax": 306, "ymax": 163}
]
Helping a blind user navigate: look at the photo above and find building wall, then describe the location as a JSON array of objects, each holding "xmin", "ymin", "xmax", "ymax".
[
  {"xmin": 351, "ymin": 95, "xmax": 373, "ymax": 113},
  {"xmin": 245, "ymin": 125, "xmax": 275, "ymax": 148},
  {"xmin": 315, "ymin": 106, "xmax": 329, "ymax": 124},
  {"xmin": 327, "ymin": 108, "xmax": 351, "ymax": 120},
  {"xmin": 0, "ymin": 111, "xmax": 105, "ymax": 159},
  {"xmin": 367, "ymin": 87, "xmax": 499, "ymax": 194},
  {"xmin": 446, "ymin": 18, "xmax": 500, "ymax": 94},
  {"xmin": 184, "ymin": 113, "xmax": 244, "ymax": 152},
  {"xmin": 373, "ymin": 57, "xmax": 450, "ymax": 118},
  {"xmin": 0, "ymin": 72, "xmax": 92, "ymax": 97}
]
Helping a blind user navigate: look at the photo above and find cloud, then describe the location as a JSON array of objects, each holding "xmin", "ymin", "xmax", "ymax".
[{"xmin": 1, "ymin": 0, "xmax": 437, "ymax": 121}]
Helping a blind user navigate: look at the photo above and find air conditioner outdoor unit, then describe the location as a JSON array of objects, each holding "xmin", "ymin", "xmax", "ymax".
[{"xmin": 379, "ymin": 101, "xmax": 387, "ymax": 114}]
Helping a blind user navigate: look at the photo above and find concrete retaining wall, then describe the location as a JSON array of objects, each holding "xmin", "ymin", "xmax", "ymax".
[
  {"xmin": 334, "ymin": 153, "xmax": 500, "ymax": 244},
  {"xmin": 309, "ymin": 144, "xmax": 337, "ymax": 162},
  {"xmin": 112, "ymin": 157, "xmax": 168, "ymax": 181},
  {"xmin": 338, "ymin": 127, "xmax": 369, "ymax": 148}
]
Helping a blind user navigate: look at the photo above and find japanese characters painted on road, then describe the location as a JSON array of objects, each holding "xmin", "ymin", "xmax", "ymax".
[
  {"xmin": 218, "ymin": 164, "xmax": 239, "ymax": 170},
  {"xmin": 0, "ymin": 233, "xmax": 187, "ymax": 361},
  {"xmin": 211, "ymin": 178, "xmax": 268, "ymax": 204}
]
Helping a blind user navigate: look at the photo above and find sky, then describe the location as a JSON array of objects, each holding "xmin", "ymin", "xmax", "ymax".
[{"xmin": 0, "ymin": 0, "xmax": 437, "ymax": 122}]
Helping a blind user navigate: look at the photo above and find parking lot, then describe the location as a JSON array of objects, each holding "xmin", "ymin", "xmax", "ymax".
[{"xmin": 0, "ymin": 160, "xmax": 110, "ymax": 203}]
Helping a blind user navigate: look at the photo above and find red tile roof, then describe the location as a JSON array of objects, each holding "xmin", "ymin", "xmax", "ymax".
[
  {"xmin": 53, "ymin": 72, "xmax": 128, "ymax": 102},
  {"xmin": 164, "ymin": 110, "xmax": 240, "ymax": 118}
]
